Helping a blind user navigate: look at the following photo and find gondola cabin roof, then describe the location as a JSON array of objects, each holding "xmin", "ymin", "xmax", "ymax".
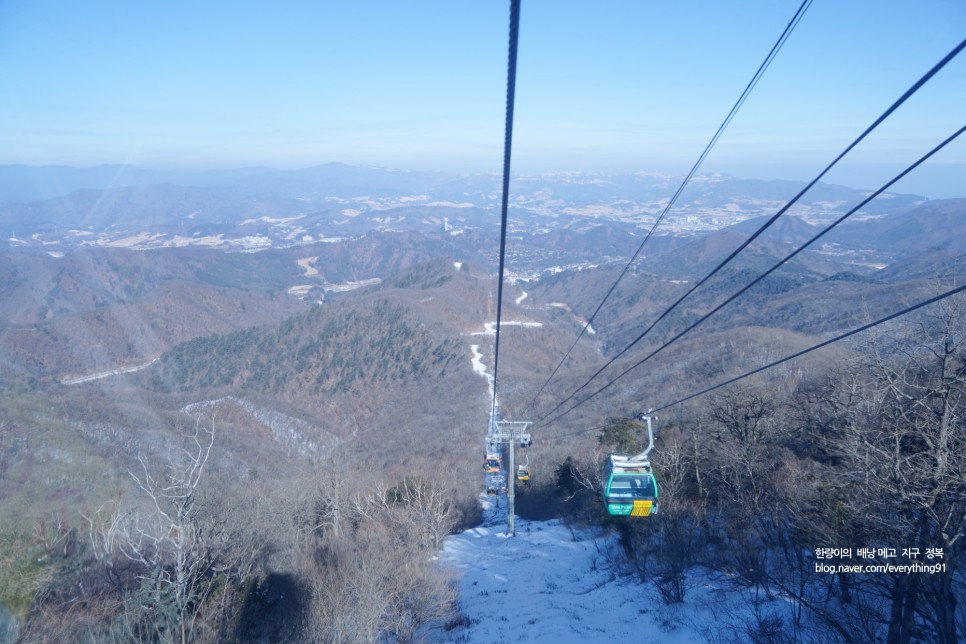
[{"xmin": 606, "ymin": 454, "xmax": 652, "ymax": 473}]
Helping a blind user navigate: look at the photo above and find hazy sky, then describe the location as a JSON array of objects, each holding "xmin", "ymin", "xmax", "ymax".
[{"xmin": 1, "ymin": 1, "xmax": 964, "ymax": 196}]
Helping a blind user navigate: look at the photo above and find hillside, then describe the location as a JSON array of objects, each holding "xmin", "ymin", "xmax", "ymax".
[
  {"xmin": 136, "ymin": 259, "xmax": 498, "ymax": 469},
  {"xmin": 0, "ymin": 246, "xmax": 308, "ymax": 383},
  {"xmin": 149, "ymin": 286, "xmax": 466, "ymax": 401},
  {"xmin": 0, "ymin": 230, "xmax": 494, "ymax": 385},
  {"xmin": 2, "ymin": 168, "xmax": 965, "ymax": 642},
  {"xmin": 833, "ymin": 197, "xmax": 966, "ymax": 258}
]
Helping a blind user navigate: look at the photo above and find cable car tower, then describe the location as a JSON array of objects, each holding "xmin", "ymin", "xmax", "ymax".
[
  {"xmin": 484, "ymin": 403, "xmax": 531, "ymax": 536},
  {"xmin": 601, "ymin": 412, "xmax": 658, "ymax": 517},
  {"xmin": 493, "ymin": 417, "xmax": 531, "ymax": 536}
]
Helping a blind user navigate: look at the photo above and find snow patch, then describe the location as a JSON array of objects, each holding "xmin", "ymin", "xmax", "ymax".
[
  {"xmin": 239, "ymin": 215, "xmax": 305, "ymax": 225},
  {"xmin": 163, "ymin": 234, "xmax": 225, "ymax": 248},
  {"xmin": 469, "ymin": 344, "xmax": 494, "ymax": 399},
  {"xmin": 468, "ymin": 321, "xmax": 543, "ymax": 336},
  {"xmin": 426, "ymin": 200, "xmax": 474, "ymax": 208},
  {"xmin": 296, "ymin": 256, "xmax": 319, "ymax": 276},
  {"xmin": 182, "ymin": 396, "xmax": 327, "ymax": 458},
  {"xmin": 323, "ymin": 277, "xmax": 381, "ymax": 293},
  {"xmin": 287, "ymin": 284, "xmax": 313, "ymax": 298},
  {"xmin": 106, "ymin": 232, "xmax": 160, "ymax": 247},
  {"xmin": 437, "ymin": 516, "xmax": 712, "ymax": 642},
  {"xmin": 231, "ymin": 235, "xmax": 273, "ymax": 249},
  {"xmin": 61, "ymin": 358, "xmax": 159, "ymax": 385}
]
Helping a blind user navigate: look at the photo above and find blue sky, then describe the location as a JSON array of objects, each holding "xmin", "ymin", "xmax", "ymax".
[{"xmin": 1, "ymin": 0, "xmax": 964, "ymax": 196}]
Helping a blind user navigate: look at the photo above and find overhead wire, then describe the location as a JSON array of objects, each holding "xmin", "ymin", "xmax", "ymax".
[
  {"xmin": 524, "ymin": 0, "xmax": 813, "ymax": 413},
  {"xmin": 490, "ymin": 0, "xmax": 521, "ymax": 423},
  {"xmin": 650, "ymin": 282, "xmax": 966, "ymax": 414},
  {"xmin": 536, "ymin": 36, "xmax": 966, "ymax": 425},
  {"xmin": 548, "ymin": 280, "xmax": 966, "ymax": 442},
  {"xmin": 536, "ymin": 123, "xmax": 966, "ymax": 427}
]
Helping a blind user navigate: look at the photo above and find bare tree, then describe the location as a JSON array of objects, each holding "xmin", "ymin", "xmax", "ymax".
[
  {"xmin": 86, "ymin": 418, "xmax": 223, "ymax": 643},
  {"xmin": 704, "ymin": 385, "xmax": 787, "ymax": 516},
  {"xmin": 650, "ymin": 427, "xmax": 707, "ymax": 604},
  {"xmin": 300, "ymin": 460, "xmax": 459, "ymax": 643},
  {"xmin": 778, "ymin": 294, "xmax": 966, "ymax": 643},
  {"xmin": 383, "ymin": 475, "xmax": 457, "ymax": 551}
]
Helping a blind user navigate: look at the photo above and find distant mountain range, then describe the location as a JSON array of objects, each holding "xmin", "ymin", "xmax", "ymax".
[
  {"xmin": 0, "ymin": 163, "xmax": 932, "ymax": 253},
  {"xmin": 4, "ymin": 188, "xmax": 960, "ymax": 400}
]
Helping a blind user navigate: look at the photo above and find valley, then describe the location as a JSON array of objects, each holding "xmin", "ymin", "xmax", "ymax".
[
  {"xmin": 2, "ymin": 166, "xmax": 961, "ymax": 504},
  {"xmin": 0, "ymin": 163, "xmax": 964, "ymax": 642}
]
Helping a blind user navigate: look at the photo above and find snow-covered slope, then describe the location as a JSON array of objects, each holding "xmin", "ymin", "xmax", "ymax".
[{"xmin": 435, "ymin": 500, "xmax": 738, "ymax": 643}]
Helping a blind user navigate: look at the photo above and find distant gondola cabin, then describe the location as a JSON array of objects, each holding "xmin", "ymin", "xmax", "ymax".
[
  {"xmin": 601, "ymin": 454, "xmax": 658, "ymax": 517},
  {"xmin": 484, "ymin": 454, "xmax": 502, "ymax": 474}
]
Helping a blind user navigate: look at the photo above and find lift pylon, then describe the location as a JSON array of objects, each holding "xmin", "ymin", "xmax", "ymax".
[{"xmin": 483, "ymin": 401, "xmax": 532, "ymax": 535}]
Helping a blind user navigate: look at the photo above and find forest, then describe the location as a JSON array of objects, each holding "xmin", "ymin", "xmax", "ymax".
[
  {"xmin": 2, "ymin": 293, "xmax": 962, "ymax": 643},
  {"xmin": 519, "ymin": 293, "xmax": 966, "ymax": 643}
]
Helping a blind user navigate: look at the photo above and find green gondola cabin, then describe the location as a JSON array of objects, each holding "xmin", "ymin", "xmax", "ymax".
[{"xmin": 601, "ymin": 454, "xmax": 658, "ymax": 517}]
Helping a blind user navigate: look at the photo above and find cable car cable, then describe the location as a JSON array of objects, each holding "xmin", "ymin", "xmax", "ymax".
[
  {"xmin": 550, "ymin": 281, "xmax": 966, "ymax": 440},
  {"xmin": 491, "ymin": 0, "xmax": 521, "ymax": 421},
  {"xmin": 524, "ymin": 0, "xmax": 813, "ymax": 413},
  {"xmin": 535, "ymin": 36, "xmax": 966, "ymax": 424},
  {"xmin": 593, "ymin": 125, "xmax": 966, "ymax": 387},
  {"xmin": 537, "ymin": 124, "xmax": 965, "ymax": 426},
  {"xmin": 649, "ymin": 281, "xmax": 966, "ymax": 414},
  {"xmin": 538, "ymin": 36, "xmax": 965, "ymax": 421}
]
